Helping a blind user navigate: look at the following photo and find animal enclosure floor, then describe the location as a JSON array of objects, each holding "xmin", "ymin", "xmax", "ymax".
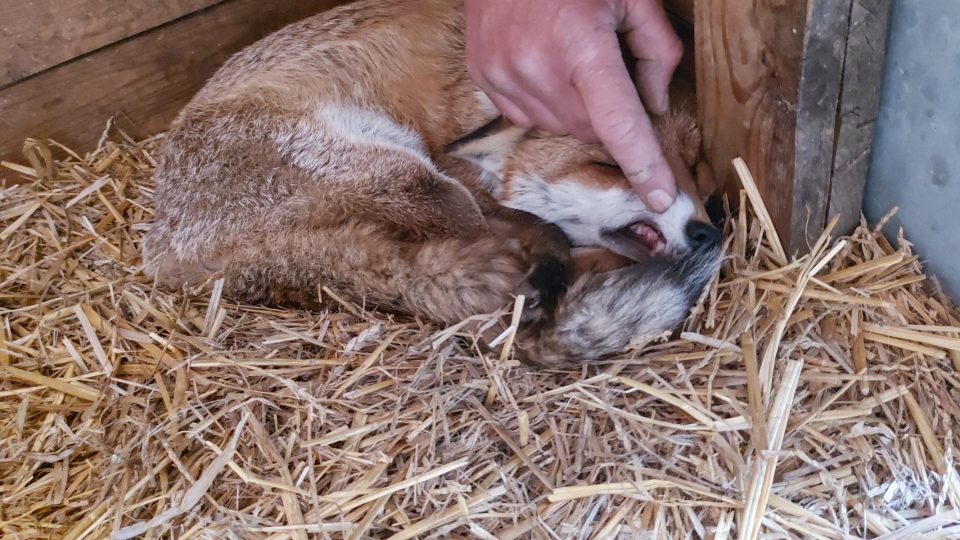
[{"xmin": 1, "ymin": 129, "xmax": 959, "ymax": 539}]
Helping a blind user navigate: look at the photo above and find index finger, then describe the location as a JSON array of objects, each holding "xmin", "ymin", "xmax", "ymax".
[{"xmin": 571, "ymin": 33, "xmax": 677, "ymax": 212}]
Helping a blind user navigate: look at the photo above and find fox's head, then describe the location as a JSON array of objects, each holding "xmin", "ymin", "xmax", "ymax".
[{"xmin": 446, "ymin": 109, "xmax": 722, "ymax": 263}]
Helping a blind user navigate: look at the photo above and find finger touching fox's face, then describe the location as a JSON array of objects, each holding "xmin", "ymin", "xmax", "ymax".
[{"xmin": 446, "ymin": 109, "xmax": 721, "ymax": 262}]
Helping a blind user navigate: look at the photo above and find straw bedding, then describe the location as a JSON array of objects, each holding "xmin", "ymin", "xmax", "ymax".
[{"xmin": 1, "ymin": 127, "xmax": 959, "ymax": 540}]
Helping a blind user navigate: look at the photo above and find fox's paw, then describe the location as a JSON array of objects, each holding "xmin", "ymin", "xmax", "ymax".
[{"xmin": 515, "ymin": 254, "xmax": 569, "ymax": 327}]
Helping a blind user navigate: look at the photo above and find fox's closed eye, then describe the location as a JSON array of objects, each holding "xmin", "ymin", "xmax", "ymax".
[{"xmin": 590, "ymin": 160, "xmax": 621, "ymax": 171}]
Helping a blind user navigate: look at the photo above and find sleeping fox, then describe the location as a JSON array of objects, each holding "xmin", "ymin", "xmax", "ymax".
[{"xmin": 141, "ymin": 0, "xmax": 724, "ymax": 365}]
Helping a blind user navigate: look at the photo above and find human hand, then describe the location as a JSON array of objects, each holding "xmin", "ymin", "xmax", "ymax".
[{"xmin": 464, "ymin": 0, "xmax": 683, "ymax": 212}]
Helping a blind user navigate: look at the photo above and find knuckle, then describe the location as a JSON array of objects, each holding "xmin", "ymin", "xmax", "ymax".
[
  {"xmin": 596, "ymin": 113, "xmax": 644, "ymax": 144},
  {"xmin": 570, "ymin": 62, "xmax": 610, "ymax": 90},
  {"xmin": 506, "ymin": 109, "xmax": 534, "ymax": 129},
  {"xmin": 466, "ymin": 52, "xmax": 516, "ymax": 89},
  {"xmin": 570, "ymin": 42, "xmax": 609, "ymax": 72},
  {"xmin": 513, "ymin": 49, "xmax": 546, "ymax": 77},
  {"xmin": 483, "ymin": 57, "xmax": 507, "ymax": 82},
  {"xmin": 514, "ymin": 118, "xmax": 535, "ymax": 129},
  {"xmin": 663, "ymin": 38, "xmax": 684, "ymax": 66}
]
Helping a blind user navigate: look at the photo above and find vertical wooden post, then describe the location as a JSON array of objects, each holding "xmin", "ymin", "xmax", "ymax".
[
  {"xmin": 791, "ymin": 0, "xmax": 855, "ymax": 249},
  {"xmin": 828, "ymin": 0, "xmax": 893, "ymax": 235},
  {"xmin": 695, "ymin": 0, "xmax": 891, "ymax": 255}
]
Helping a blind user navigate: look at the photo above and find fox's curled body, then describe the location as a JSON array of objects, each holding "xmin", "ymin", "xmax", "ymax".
[{"xmin": 143, "ymin": 0, "xmax": 723, "ymax": 365}]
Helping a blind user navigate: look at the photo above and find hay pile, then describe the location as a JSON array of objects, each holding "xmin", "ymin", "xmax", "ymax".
[{"xmin": 1, "ymin": 129, "xmax": 959, "ymax": 540}]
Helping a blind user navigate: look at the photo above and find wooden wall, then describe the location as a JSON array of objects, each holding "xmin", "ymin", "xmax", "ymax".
[
  {"xmin": 695, "ymin": 0, "xmax": 891, "ymax": 254},
  {"xmin": 0, "ymin": 1, "xmax": 222, "ymax": 87},
  {"xmin": 0, "ymin": 0, "xmax": 344, "ymax": 182}
]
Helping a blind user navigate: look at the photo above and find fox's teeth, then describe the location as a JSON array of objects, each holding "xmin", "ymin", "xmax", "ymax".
[{"xmin": 628, "ymin": 221, "xmax": 665, "ymax": 253}]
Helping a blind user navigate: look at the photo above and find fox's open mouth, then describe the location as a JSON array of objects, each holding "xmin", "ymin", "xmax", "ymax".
[
  {"xmin": 600, "ymin": 220, "xmax": 667, "ymax": 261},
  {"xmin": 625, "ymin": 220, "xmax": 666, "ymax": 254}
]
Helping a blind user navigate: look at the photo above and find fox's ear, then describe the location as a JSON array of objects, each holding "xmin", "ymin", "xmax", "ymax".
[
  {"xmin": 652, "ymin": 108, "xmax": 701, "ymax": 170},
  {"xmin": 444, "ymin": 116, "xmax": 527, "ymax": 177}
]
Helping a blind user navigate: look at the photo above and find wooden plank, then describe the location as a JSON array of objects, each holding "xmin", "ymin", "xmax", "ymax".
[
  {"xmin": 790, "ymin": 0, "xmax": 855, "ymax": 251},
  {"xmin": 695, "ymin": 0, "xmax": 808, "ymax": 248},
  {"xmin": 0, "ymin": 0, "xmax": 224, "ymax": 87},
  {"xmin": 695, "ymin": 0, "xmax": 860, "ymax": 254},
  {"xmin": 0, "ymin": 0, "xmax": 346, "ymax": 173},
  {"xmin": 827, "ymin": 0, "xmax": 893, "ymax": 236}
]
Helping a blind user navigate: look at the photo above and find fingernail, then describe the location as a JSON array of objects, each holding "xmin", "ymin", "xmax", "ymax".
[{"xmin": 647, "ymin": 189, "xmax": 674, "ymax": 212}]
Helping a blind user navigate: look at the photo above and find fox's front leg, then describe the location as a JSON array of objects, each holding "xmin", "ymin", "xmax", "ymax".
[
  {"xmin": 484, "ymin": 206, "xmax": 571, "ymax": 312},
  {"xmin": 445, "ymin": 197, "xmax": 572, "ymax": 349}
]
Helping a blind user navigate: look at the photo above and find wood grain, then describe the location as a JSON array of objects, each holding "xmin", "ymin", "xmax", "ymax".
[
  {"xmin": 0, "ymin": 0, "xmax": 345, "ymax": 171},
  {"xmin": 790, "ymin": 0, "xmax": 854, "ymax": 251},
  {"xmin": 695, "ymin": 0, "xmax": 874, "ymax": 254},
  {"xmin": 695, "ymin": 0, "xmax": 807, "ymax": 248},
  {"xmin": 0, "ymin": 0, "xmax": 223, "ymax": 87},
  {"xmin": 827, "ymin": 0, "xmax": 893, "ymax": 236}
]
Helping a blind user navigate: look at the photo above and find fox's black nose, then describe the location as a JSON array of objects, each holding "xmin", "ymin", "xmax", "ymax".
[{"xmin": 685, "ymin": 221, "xmax": 722, "ymax": 250}]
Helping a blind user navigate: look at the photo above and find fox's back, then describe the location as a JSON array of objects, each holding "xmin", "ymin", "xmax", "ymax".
[{"xmin": 182, "ymin": 0, "xmax": 485, "ymax": 147}]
